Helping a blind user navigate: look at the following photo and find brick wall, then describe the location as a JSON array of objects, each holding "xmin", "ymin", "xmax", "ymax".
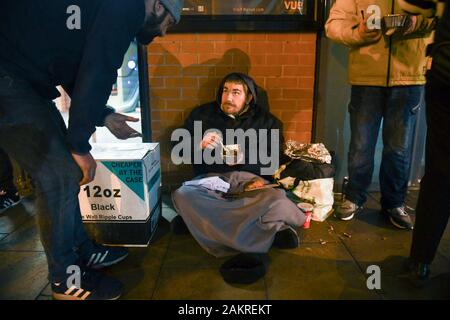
[{"xmin": 147, "ymin": 33, "xmax": 317, "ymax": 190}]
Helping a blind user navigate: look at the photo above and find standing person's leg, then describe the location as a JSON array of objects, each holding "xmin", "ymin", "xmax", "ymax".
[
  {"xmin": 336, "ymin": 86, "xmax": 384, "ymax": 220},
  {"xmin": 380, "ymin": 85, "xmax": 423, "ymax": 230},
  {"xmin": 0, "ymin": 79, "xmax": 87, "ymax": 283},
  {"xmin": 0, "ymin": 148, "xmax": 15, "ymax": 192},
  {"xmin": 410, "ymin": 79, "xmax": 450, "ymax": 269},
  {"xmin": 0, "ymin": 70, "xmax": 123, "ymax": 299},
  {"xmin": 0, "ymin": 147, "xmax": 20, "ymax": 213}
]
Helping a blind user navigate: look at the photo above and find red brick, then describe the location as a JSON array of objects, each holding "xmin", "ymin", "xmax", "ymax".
[
  {"xmin": 165, "ymin": 53, "xmax": 198, "ymax": 66},
  {"xmin": 148, "ymin": 42, "xmax": 180, "ymax": 54},
  {"xmin": 297, "ymin": 98, "xmax": 314, "ymax": 109},
  {"xmin": 283, "ymin": 42, "xmax": 316, "ymax": 54},
  {"xmin": 283, "ymin": 122, "xmax": 297, "ymax": 132},
  {"xmin": 250, "ymin": 66, "xmax": 282, "ymax": 77},
  {"xmin": 183, "ymin": 66, "xmax": 214, "ymax": 77},
  {"xmin": 149, "ymin": 66, "xmax": 182, "ymax": 77},
  {"xmin": 270, "ymin": 99, "xmax": 298, "ymax": 110},
  {"xmin": 151, "ymin": 110, "xmax": 183, "ymax": 125},
  {"xmin": 165, "ymin": 99, "xmax": 196, "ymax": 109},
  {"xmin": 285, "ymin": 131, "xmax": 311, "ymax": 143},
  {"xmin": 298, "ymin": 54, "xmax": 316, "ymax": 66},
  {"xmin": 300, "ymin": 33, "xmax": 317, "ymax": 43},
  {"xmin": 215, "ymin": 66, "xmax": 244, "ymax": 77},
  {"xmin": 198, "ymin": 53, "xmax": 226, "ymax": 64},
  {"xmin": 283, "ymin": 89, "xmax": 314, "ymax": 99},
  {"xmin": 182, "ymin": 88, "xmax": 215, "ymax": 100},
  {"xmin": 152, "ymin": 88, "xmax": 181, "ymax": 99},
  {"xmin": 298, "ymin": 77, "xmax": 315, "ymax": 89},
  {"xmin": 147, "ymin": 54, "xmax": 164, "ymax": 65},
  {"xmin": 149, "ymin": 77, "xmax": 164, "ymax": 88},
  {"xmin": 232, "ymin": 34, "xmax": 267, "ymax": 41},
  {"xmin": 266, "ymin": 77, "xmax": 298, "ymax": 88},
  {"xmin": 283, "ymin": 66, "xmax": 315, "ymax": 77},
  {"xmin": 280, "ymin": 111, "xmax": 313, "ymax": 123},
  {"xmin": 214, "ymin": 42, "xmax": 250, "ymax": 53},
  {"xmin": 266, "ymin": 88, "xmax": 282, "ymax": 99},
  {"xmin": 198, "ymin": 77, "xmax": 222, "ymax": 88},
  {"xmin": 253, "ymin": 77, "xmax": 266, "ymax": 87},
  {"xmin": 165, "ymin": 77, "xmax": 198, "ymax": 88},
  {"xmin": 265, "ymin": 54, "xmax": 299, "ymax": 66},
  {"xmin": 267, "ymin": 34, "xmax": 301, "ymax": 41},
  {"xmin": 198, "ymin": 34, "xmax": 233, "ymax": 41},
  {"xmin": 182, "ymin": 42, "xmax": 215, "ymax": 53},
  {"xmin": 250, "ymin": 42, "xmax": 284, "ymax": 55},
  {"xmin": 295, "ymin": 122, "xmax": 313, "ymax": 131},
  {"xmin": 244, "ymin": 55, "xmax": 266, "ymax": 66}
]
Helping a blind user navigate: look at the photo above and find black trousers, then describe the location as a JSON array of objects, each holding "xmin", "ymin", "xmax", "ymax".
[
  {"xmin": 410, "ymin": 76, "xmax": 450, "ymax": 264},
  {"xmin": 0, "ymin": 147, "xmax": 14, "ymax": 192}
]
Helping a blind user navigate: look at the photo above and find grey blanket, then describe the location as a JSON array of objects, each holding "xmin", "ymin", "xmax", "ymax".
[{"xmin": 172, "ymin": 171, "xmax": 306, "ymax": 257}]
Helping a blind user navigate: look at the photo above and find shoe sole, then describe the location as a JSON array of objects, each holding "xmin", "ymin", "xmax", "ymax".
[
  {"xmin": 0, "ymin": 200, "xmax": 21, "ymax": 214},
  {"xmin": 52, "ymin": 292, "xmax": 121, "ymax": 300},
  {"xmin": 389, "ymin": 216, "xmax": 413, "ymax": 230},
  {"xmin": 91, "ymin": 252, "xmax": 129, "ymax": 269},
  {"xmin": 335, "ymin": 207, "xmax": 362, "ymax": 221},
  {"xmin": 337, "ymin": 213, "xmax": 355, "ymax": 221}
]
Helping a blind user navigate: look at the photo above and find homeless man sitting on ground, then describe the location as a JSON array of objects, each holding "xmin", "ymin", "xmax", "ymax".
[{"xmin": 171, "ymin": 73, "xmax": 306, "ymax": 259}]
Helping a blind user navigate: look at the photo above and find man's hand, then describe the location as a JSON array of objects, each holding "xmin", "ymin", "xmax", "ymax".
[
  {"xmin": 104, "ymin": 113, "xmax": 142, "ymax": 140},
  {"xmin": 200, "ymin": 131, "xmax": 222, "ymax": 150},
  {"xmin": 358, "ymin": 15, "xmax": 382, "ymax": 42},
  {"xmin": 71, "ymin": 152, "xmax": 97, "ymax": 186}
]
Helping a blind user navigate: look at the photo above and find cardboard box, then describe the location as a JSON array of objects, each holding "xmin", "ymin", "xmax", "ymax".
[{"xmin": 79, "ymin": 143, "xmax": 161, "ymax": 246}]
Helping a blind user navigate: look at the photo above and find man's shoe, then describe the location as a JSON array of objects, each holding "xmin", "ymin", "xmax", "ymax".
[
  {"xmin": 334, "ymin": 199, "xmax": 362, "ymax": 221},
  {"xmin": 382, "ymin": 207, "xmax": 414, "ymax": 230},
  {"xmin": 83, "ymin": 245, "xmax": 128, "ymax": 269},
  {"xmin": 272, "ymin": 228, "xmax": 299, "ymax": 249},
  {"xmin": 403, "ymin": 258, "xmax": 430, "ymax": 288},
  {"xmin": 0, "ymin": 190, "xmax": 21, "ymax": 214},
  {"xmin": 52, "ymin": 270, "xmax": 123, "ymax": 300}
]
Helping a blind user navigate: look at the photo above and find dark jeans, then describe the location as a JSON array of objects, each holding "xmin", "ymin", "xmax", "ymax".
[
  {"xmin": 0, "ymin": 147, "xmax": 15, "ymax": 192},
  {"xmin": 0, "ymin": 66, "xmax": 94, "ymax": 282},
  {"xmin": 345, "ymin": 85, "xmax": 423, "ymax": 209},
  {"xmin": 410, "ymin": 77, "xmax": 450, "ymax": 264}
]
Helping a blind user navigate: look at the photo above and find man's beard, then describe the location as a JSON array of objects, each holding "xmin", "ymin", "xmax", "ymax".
[{"xmin": 136, "ymin": 10, "xmax": 169, "ymax": 45}]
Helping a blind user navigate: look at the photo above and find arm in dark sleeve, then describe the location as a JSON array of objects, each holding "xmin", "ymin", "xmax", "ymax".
[{"xmin": 67, "ymin": 0, "xmax": 144, "ymax": 154}]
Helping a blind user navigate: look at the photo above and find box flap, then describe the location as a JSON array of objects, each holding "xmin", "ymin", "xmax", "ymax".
[{"xmin": 90, "ymin": 143, "xmax": 158, "ymax": 160}]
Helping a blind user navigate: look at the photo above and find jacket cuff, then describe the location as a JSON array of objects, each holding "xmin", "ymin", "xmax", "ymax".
[
  {"xmin": 96, "ymin": 105, "xmax": 116, "ymax": 127},
  {"xmin": 67, "ymin": 130, "xmax": 94, "ymax": 154}
]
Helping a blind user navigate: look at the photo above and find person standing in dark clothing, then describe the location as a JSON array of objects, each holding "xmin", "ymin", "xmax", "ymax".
[
  {"xmin": 399, "ymin": 0, "xmax": 450, "ymax": 281},
  {"xmin": 0, "ymin": 0, "xmax": 183, "ymax": 300}
]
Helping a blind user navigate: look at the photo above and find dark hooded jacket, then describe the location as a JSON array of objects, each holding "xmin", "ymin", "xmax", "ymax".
[{"xmin": 178, "ymin": 73, "xmax": 284, "ymax": 178}]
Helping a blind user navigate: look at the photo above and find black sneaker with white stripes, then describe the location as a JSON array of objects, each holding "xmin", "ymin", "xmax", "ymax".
[
  {"xmin": 0, "ymin": 190, "xmax": 21, "ymax": 214},
  {"xmin": 83, "ymin": 245, "xmax": 129, "ymax": 269},
  {"xmin": 52, "ymin": 269, "xmax": 123, "ymax": 300}
]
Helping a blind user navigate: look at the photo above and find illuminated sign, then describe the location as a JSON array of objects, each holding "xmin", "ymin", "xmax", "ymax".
[{"xmin": 182, "ymin": 0, "xmax": 308, "ymax": 15}]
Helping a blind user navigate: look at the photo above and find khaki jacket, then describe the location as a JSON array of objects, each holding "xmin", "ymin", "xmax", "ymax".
[{"xmin": 325, "ymin": 0, "xmax": 436, "ymax": 86}]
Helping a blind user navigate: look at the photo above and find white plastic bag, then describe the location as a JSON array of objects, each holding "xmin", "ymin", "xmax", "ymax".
[{"xmin": 292, "ymin": 178, "xmax": 334, "ymax": 222}]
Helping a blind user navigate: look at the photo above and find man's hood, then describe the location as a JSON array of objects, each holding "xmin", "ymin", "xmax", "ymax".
[{"xmin": 215, "ymin": 72, "xmax": 258, "ymax": 109}]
